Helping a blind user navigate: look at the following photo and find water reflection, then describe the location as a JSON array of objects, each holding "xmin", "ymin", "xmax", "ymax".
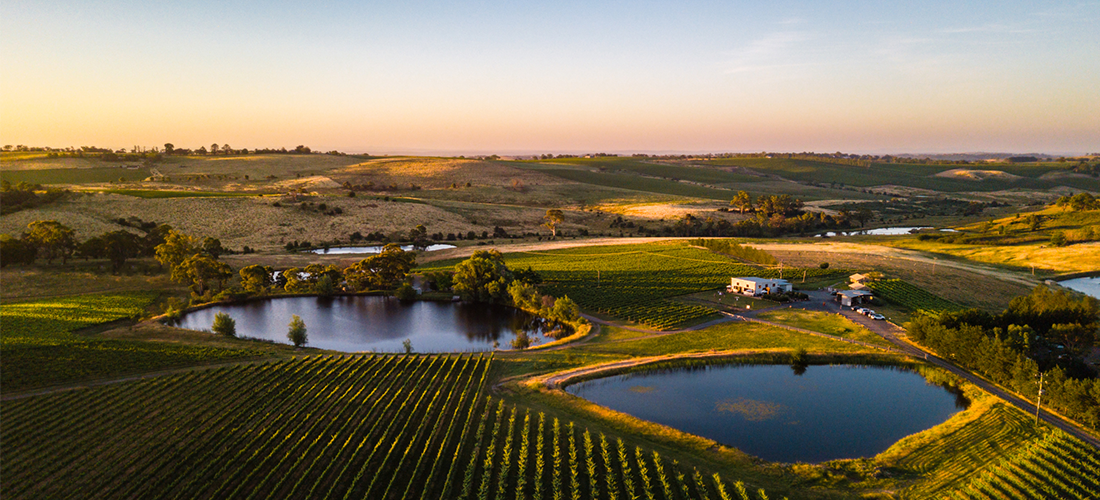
[
  {"xmin": 175, "ymin": 295, "xmax": 543, "ymax": 352},
  {"xmin": 566, "ymin": 363, "xmax": 967, "ymax": 463}
]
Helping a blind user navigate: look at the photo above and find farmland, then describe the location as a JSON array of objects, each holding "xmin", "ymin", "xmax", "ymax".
[
  {"xmin": 0, "ymin": 292, "xmax": 265, "ymax": 392},
  {"xmin": 0, "ymin": 353, "xmax": 770, "ymax": 500},
  {"xmin": 864, "ymin": 279, "xmax": 964, "ymax": 315},
  {"xmin": 2, "ymin": 151, "xmax": 1099, "ymax": 499},
  {"xmin": 421, "ymin": 241, "xmax": 843, "ymax": 330}
]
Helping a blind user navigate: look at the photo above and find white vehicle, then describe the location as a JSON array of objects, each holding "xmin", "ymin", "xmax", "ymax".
[{"xmin": 869, "ymin": 313, "xmax": 885, "ymax": 320}]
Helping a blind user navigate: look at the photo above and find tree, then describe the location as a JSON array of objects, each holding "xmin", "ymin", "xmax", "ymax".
[
  {"xmin": 853, "ymin": 208, "xmax": 873, "ymax": 228},
  {"xmin": 344, "ymin": 244, "xmax": 416, "ymax": 291},
  {"xmin": 287, "ymin": 315, "xmax": 308, "ymax": 347},
  {"xmin": 394, "ymin": 282, "xmax": 417, "ymax": 300},
  {"xmin": 1027, "ymin": 214, "xmax": 1043, "ymax": 232},
  {"xmin": 0, "ymin": 234, "xmax": 35, "ymax": 267},
  {"xmin": 731, "ymin": 191, "xmax": 753, "ymax": 214},
  {"xmin": 543, "ymin": 209, "xmax": 564, "ymax": 238},
  {"xmin": 201, "ymin": 237, "xmax": 225, "ymax": 258},
  {"xmin": 408, "ymin": 224, "xmax": 429, "ymax": 251},
  {"xmin": 550, "ymin": 295, "xmax": 580, "ymax": 323},
  {"xmin": 1051, "ymin": 231, "xmax": 1068, "ymax": 247},
  {"xmin": 211, "ymin": 143, "xmax": 219, "ymax": 155},
  {"xmin": 453, "ymin": 249, "xmax": 511, "ymax": 302},
  {"xmin": 102, "ymin": 230, "xmax": 142, "ymax": 272},
  {"xmin": 239, "ymin": 264, "xmax": 274, "ymax": 294},
  {"xmin": 212, "ymin": 312, "xmax": 236, "ymax": 337},
  {"xmin": 177, "ymin": 253, "xmax": 233, "ymax": 295},
  {"xmin": 22, "ymin": 220, "xmax": 76, "ymax": 264},
  {"xmin": 164, "ymin": 143, "xmax": 175, "ymax": 155},
  {"xmin": 155, "ymin": 230, "xmax": 198, "ymax": 280}
]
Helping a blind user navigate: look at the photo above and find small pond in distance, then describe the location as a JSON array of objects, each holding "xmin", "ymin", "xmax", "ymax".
[
  {"xmin": 566, "ymin": 364, "xmax": 967, "ymax": 463},
  {"xmin": 309, "ymin": 244, "xmax": 456, "ymax": 254},
  {"xmin": 1059, "ymin": 277, "xmax": 1100, "ymax": 300},
  {"xmin": 176, "ymin": 296, "xmax": 542, "ymax": 352}
]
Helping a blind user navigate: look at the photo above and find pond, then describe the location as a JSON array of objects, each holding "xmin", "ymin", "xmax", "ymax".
[
  {"xmin": 816, "ymin": 227, "xmax": 934, "ymax": 237},
  {"xmin": 175, "ymin": 296, "xmax": 544, "ymax": 352},
  {"xmin": 309, "ymin": 244, "xmax": 456, "ymax": 254},
  {"xmin": 565, "ymin": 363, "xmax": 967, "ymax": 463},
  {"xmin": 1059, "ymin": 277, "xmax": 1100, "ymax": 299}
]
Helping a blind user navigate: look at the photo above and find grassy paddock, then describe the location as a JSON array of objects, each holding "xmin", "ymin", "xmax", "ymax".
[
  {"xmin": 0, "ymin": 166, "xmax": 151, "ymax": 185},
  {"xmin": 757, "ymin": 309, "xmax": 894, "ymax": 348}
]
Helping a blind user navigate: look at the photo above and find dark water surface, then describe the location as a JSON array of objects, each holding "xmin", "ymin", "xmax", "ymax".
[
  {"xmin": 566, "ymin": 364, "xmax": 966, "ymax": 463},
  {"xmin": 176, "ymin": 296, "xmax": 542, "ymax": 352}
]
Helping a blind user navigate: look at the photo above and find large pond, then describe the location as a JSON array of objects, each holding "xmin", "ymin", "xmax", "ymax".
[
  {"xmin": 175, "ymin": 296, "xmax": 543, "ymax": 352},
  {"xmin": 309, "ymin": 244, "xmax": 456, "ymax": 254},
  {"xmin": 1059, "ymin": 277, "xmax": 1100, "ymax": 299},
  {"xmin": 566, "ymin": 363, "xmax": 967, "ymax": 463},
  {"xmin": 815, "ymin": 226, "xmax": 951, "ymax": 237}
]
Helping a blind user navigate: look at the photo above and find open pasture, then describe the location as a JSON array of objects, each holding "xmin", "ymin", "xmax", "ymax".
[{"xmin": 0, "ymin": 166, "xmax": 151, "ymax": 185}]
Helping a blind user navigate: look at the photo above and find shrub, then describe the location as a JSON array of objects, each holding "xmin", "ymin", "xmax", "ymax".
[
  {"xmin": 211, "ymin": 312, "xmax": 236, "ymax": 337},
  {"xmin": 819, "ymin": 262, "xmax": 829, "ymax": 269},
  {"xmin": 395, "ymin": 282, "xmax": 417, "ymax": 301}
]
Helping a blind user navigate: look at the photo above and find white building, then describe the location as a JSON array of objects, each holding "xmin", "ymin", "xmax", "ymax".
[
  {"xmin": 835, "ymin": 289, "xmax": 874, "ymax": 307},
  {"xmin": 728, "ymin": 277, "xmax": 792, "ymax": 296}
]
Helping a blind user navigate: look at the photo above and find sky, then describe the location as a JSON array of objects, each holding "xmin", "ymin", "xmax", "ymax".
[{"xmin": 2, "ymin": 0, "xmax": 1099, "ymax": 155}]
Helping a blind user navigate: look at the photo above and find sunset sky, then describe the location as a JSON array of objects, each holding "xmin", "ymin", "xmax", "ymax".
[{"xmin": 3, "ymin": 0, "xmax": 1098, "ymax": 155}]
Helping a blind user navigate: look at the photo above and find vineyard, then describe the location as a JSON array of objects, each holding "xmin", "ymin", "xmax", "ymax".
[
  {"xmin": 427, "ymin": 242, "xmax": 841, "ymax": 330},
  {"xmin": 0, "ymin": 292, "xmax": 262, "ymax": 392},
  {"xmin": 865, "ymin": 279, "xmax": 964, "ymax": 315},
  {"xmin": 0, "ymin": 353, "xmax": 774, "ymax": 500},
  {"xmin": 951, "ymin": 430, "xmax": 1100, "ymax": 500}
]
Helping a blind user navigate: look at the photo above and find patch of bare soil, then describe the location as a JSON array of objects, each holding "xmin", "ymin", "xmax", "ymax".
[{"xmin": 328, "ymin": 157, "xmax": 567, "ymax": 190}]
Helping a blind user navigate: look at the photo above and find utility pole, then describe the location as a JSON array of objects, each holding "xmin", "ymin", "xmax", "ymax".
[{"xmin": 1035, "ymin": 371, "xmax": 1044, "ymax": 425}]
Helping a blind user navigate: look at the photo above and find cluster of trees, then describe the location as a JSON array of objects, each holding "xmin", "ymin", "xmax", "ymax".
[
  {"xmin": 450, "ymin": 250, "xmax": 582, "ymax": 347},
  {"xmin": 161, "ymin": 143, "xmax": 316, "ymax": 156},
  {"xmin": 1054, "ymin": 193, "xmax": 1099, "ymax": 211},
  {"xmin": 155, "ymin": 230, "xmax": 234, "ymax": 296},
  {"xmin": 1, "ymin": 219, "xmax": 182, "ymax": 270},
  {"xmin": 240, "ymin": 244, "xmax": 417, "ymax": 297},
  {"xmin": 906, "ymin": 286, "xmax": 1100, "ymax": 430},
  {"xmin": 0, "ymin": 181, "xmax": 66, "ymax": 215}
]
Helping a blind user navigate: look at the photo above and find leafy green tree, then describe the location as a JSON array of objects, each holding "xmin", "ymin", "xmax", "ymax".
[
  {"xmin": 508, "ymin": 280, "xmax": 541, "ymax": 311},
  {"xmin": 731, "ymin": 190, "xmax": 753, "ymax": 214},
  {"xmin": 155, "ymin": 230, "xmax": 198, "ymax": 280},
  {"xmin": 394, "ymin": 282, "xmax": 417, "ymax": 300},
  {"xmin": 1051, "ymin": 231, "xmax": 1068, "ymax": 247},
  {"xmin": 75, "ymin": 236, "xmax": 106, "ymax": 261},
  {"xmin": 212, "ymin": 312, "xmax": 236, "ymax": 337},
  {"xmin": 1069, "ymin": 192, "xmax": 1098, "ymax": 211},
  {"xmin": 239, "ymin": 264, "xmax": 274, "ymax": 294},
  {"xmin": 22, "ymin": 220, "xmax": 76, "ymax": 264},
  {"xmin": 853, "ymin": 208, "xmax": 873, "ymax": 228},
  {"xmin": 344, "ymin": 244, "xmax": 416, "ymax": 291},
  {"xmin": 543, "ymin": 209, "xmax": 564, "ymax": 238},
  {"xmin": 409, "ymin": 224, "xmax": 429, "ymax": 251},
  {"xmin": 453, "ymin": 249, "xmax": 511, "ymax": 302},
  {"xmin": 287, "ymin": 315, "xmax": 308, "ymax": 347},
  {"xmin": 178, "ymin": 253, "xmax": 233, "ymax": 295},
  {"xmin": 1027, "ymin": 214, "xmax": 1043, "ymax": 232},
  {"xmin": 281, "ymin": 267, "xmax": 310, "ymax": 293},
  {"xmin": 550, "ymin": 296, "xmax": 580, "ymax": 323}
]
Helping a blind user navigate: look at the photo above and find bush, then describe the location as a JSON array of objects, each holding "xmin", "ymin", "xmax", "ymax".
[
  {"xmin": 211, "ymin": 312, "xmax": 236, "ymax": 337},
  {"xmin": 394, "ymin": 282, "xmax": 417, "ymax": 301},
  {"xmin": 510, "ymin": 330, "xmax": 533, "ymax": 350},
  {"xmin": 819, "ymin": 262, "xmax": 829, "ymax": 269}
]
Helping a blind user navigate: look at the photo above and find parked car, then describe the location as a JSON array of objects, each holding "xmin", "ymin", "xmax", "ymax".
[
  {"xmin": 869, "ymin": 313, "xmax": 885, "ymax": 320},
  {"xmin": 853, "ymin": 307, "xmax": 868, "ymax": 314}
]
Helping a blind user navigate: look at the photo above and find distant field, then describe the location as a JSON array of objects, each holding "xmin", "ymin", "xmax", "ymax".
[
  {"xmin": 535, "ymin": 157, "xmax": 765, "ymax": 185},
  {"xmin": 95, "ymin": 189, "xmax": 258, "ymax": 199},
  {"xmin": 519, "ymin": 166, "xmax": 741, "ymax": 201},
  {"xmin": 703, "ymin": 157, "xmax": 1088, "ymax": 192},
  {"xmin": 0, "ymin": 167, "xmax": 151, "ymax": 185}
]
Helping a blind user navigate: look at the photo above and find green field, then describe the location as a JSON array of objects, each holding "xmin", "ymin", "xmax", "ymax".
[
  {"xmin": 0, "ymin": 167, "xmax": 151, "ymax": 185},
  {"xmin": 422, "ymin": 241, "xmax": 843, "ymax": 330},
  {"xmin": 0, "ymin": 293, "xmax": 263, "ymax": 392},
  {"xmin": 0, "ymin": 353, "xmax": 766, "ymax": 500},
  {"xmin": 757, "ymin": 309, "xmax": 893, "ymax": 348},
  {"xmin": 523, "ymin": 166, "xmax": 742, "ymax": 200}
]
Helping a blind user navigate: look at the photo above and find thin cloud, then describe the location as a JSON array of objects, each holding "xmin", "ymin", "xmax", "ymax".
[{"xmin": 723, "ymin": 31, "xmax": 814, "ymax": 74}]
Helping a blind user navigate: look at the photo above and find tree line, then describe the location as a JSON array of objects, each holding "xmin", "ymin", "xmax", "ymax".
[{"xmin": 906, "ymin": 286, "xmax": 1100, "ymax": 431}]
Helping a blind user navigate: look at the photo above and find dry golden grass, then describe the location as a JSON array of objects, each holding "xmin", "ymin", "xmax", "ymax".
[{"xmin": 0, "ymin": 192, "xmax": 484, "ymax": 252}]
